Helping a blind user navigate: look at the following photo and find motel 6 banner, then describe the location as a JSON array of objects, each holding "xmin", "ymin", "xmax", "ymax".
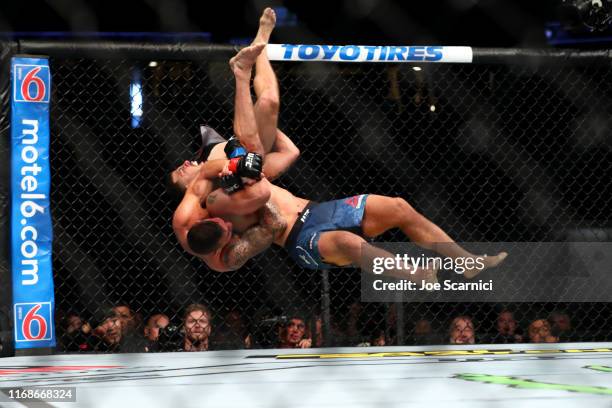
[{"xmin": 10, "ymin": 56, "xmax": 55, "ymax": 349}]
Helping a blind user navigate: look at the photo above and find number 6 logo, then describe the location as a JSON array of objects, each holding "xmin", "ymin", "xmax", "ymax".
[
  {"xmin": 13, "ymin": 64, "xmax": 50, "ymax": 103},
  {"xmin": 22, "ymin": 304, "xmax": 48, "ymax": 340},
  {"xmin": 21, "ymin": 67, "xmax": 46, "ymax": 102}
]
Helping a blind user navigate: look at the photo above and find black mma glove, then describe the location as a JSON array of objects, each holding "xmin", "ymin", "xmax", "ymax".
[
  {"xmin": 220, "ymin": 174, "xmax": 244, "ymax": 194},
  {"xmin": 227, "ymin": 152, "xmax": 263, "ymax": 180},
  {"xmin": 224, "ymin": 136, "xmax": 247, "ymax": 159}
]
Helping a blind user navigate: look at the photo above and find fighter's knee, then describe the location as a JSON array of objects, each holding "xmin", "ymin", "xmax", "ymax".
[
  {"xmin": 289, "ymin": 144, "xmax": 300, "ymax": 160},
  {"xmin": 392, "ymin": 197, "xmax": 419, "ymax": 221}
]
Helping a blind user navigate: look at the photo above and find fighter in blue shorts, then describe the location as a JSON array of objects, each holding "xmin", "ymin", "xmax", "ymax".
[
  {"xmin": 284, "ymin": 195, "xmax": 370, "ymax": 270},
  {"xmin": 193, "ymin": 175, "xmax": 507, "ymax": 280}
]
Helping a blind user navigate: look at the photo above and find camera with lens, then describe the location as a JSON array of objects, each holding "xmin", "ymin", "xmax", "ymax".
[
  {"xmin": 250, "ymin": 315, "xmax": 287, "ymax": 348},
  {"xmin": 154, "ymin": 324, "xmax": 183, "ymax": 352}
]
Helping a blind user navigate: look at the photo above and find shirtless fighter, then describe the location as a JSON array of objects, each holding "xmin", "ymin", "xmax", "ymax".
[
  {"xmin": 172, "ymin": 10, "xmax": 296, "ymax": 268},
  {"xmin": 173, "ymin": 43, "xmax": 507, "ymax": 281}
]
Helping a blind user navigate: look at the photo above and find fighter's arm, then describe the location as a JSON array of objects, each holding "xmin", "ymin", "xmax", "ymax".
[
  {"xmin": 261, "ymin": 129, "xmax": 300, "ymax": 181},
  {"xmin": 199, "ymin": 153, "xmax": 263, "ymax": 183},
  {"xmin": 217, "ymin": 202, "xmax": 286, "ymax": 271},
  {"xmin": 206, "ymin": 177, "xmax": 271, "ymax": 216},
  {"xmin": 199, "ymin": 159, "xmax": 229, "ymax": 180},
  {"xmin": 218, "ymin": 226, "xmax": 273, "ymax": 271}
]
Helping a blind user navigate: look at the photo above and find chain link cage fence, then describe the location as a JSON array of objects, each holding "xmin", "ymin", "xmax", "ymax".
[{"xmin": 1, "ymin": 42, "xmax": 612, "ymax": 355}]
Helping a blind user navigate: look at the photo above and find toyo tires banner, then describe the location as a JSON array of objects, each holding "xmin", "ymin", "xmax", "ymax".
[
  {"xmin": 267, "ymin": 44, "xmax": 473, "ymax": 63},
  {"xmin": 10, "ymin": 56, "xmax": 55, "ymax": 349}
]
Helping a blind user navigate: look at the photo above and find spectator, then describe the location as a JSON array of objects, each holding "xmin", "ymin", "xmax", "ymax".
[
  {"xmin": 528, "ymin": 319, "xmax": 558, "ymax": 343},
  {"xmin": 449, "ymin": 316, "xmax": 475, "ymax": 344},
  {"xmin": 371, "ymin": 330, "xmax": 387, "ymax": 346},
  {"xmin": 409, "ymin": 318, "xmax": 440, "ymax": 345},
  {"xmin": 212, "ymin": 309, "xmax": 252, "ymax": 350},
  {"xmin": 278, "ymin": 316, "xmax": 311, "ymax": 349},
  {"xmin": 91, "ymin": 313, "xmax": 124, "ymax": 352},
  {"xmin": 548, "ymin": 311, "xmax": 575, "ymax": 341},
  {"xmin": 488, "ymin": 310, "xmax": 523, "ymax": 344},
  {"xmin": 143, "ymin": 313, "xmax": 170, "ymax": 352},
  {"xmin": 182, "ymin": 304, "xmax": 212, "ymax": 352},
  {"xmin": 111, "ymin": 303, "xmax": 147, "ymax": 351},
  {"xmin": 58, "ymin": 312, "xmax": 92, "ymax": 352},
  {"xmin": 112, "ymin": 303, "xmax": 141, "ymax": 332},
  {"xmin": 90, "ymin": 308, "xmax": 146, "ymax": 352},
  {"xmin": 357, "ymin": 330, "xmax": 388, "ymax": 347}
]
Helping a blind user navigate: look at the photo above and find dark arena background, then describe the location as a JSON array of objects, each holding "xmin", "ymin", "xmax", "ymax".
[{"xmin": 1, "ymin": 1, "xmax": 612, "ymax": 407}]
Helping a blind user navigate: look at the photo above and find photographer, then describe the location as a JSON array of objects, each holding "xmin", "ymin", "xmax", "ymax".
[
  {"xmin": 89, "ymin": 308, "xmax": 147, "ymax": 353},
  {"xmin": 143, "ymin": 313, "xmax": 170, "ymax": 352},
  {"xmin": 58, "ymin": 312, "xmax": 92, "ymax": 352}
]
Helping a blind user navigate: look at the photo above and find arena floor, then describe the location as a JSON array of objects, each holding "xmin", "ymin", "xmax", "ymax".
[{"xmin": 1, "ymin": 342, "xmax": 612, "ymax": 407}]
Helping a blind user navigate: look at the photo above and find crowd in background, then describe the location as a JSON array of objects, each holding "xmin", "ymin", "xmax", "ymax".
[{"xmin": 52, "ymin": 302, "xmax": 587, "ymax": 354}]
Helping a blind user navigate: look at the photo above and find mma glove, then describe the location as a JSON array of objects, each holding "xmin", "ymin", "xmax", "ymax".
[
  {"xmin": 220, "ymin": 174, "xmax": 244, "ymax": 194},
  {"xmin": 227, "ymin": 152, "xmax": 263, "ymax": 180},
  {"xmin": 224, "ymin": 136, "xmax": 247, "ymax": 159},
  {"xmin": 221, "ymin": 152, "xmax": 263, "ymax": 194}
]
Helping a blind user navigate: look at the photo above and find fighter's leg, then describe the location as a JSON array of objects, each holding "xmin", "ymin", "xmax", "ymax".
[
  {"xmin": 251, "ymin": 7, "xmax": 279, "ymax": 154},
  {"xmin": 229, "ymin": 43, "xmax": 265, "ymax": 155},
  {"xmin": 361, "ymin": 195, "xmax": 507, "ymax": 278},
  {"xmin": 317, "ymin": 230, "xmax": 437, "ymax": 283}
]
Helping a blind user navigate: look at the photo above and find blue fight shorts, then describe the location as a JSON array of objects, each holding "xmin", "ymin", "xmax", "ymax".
[{"xmin": 284, "ymin": 194, "xmax": 369, "ymax": 270}]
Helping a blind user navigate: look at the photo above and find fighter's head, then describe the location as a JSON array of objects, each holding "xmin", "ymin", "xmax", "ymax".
[
  {"xmin": 166, "ymin": 125, "xmax": 227, "ymax": 201},
  {"xmin": 187, "ymin": 218, "xmax": 233, "ymax": 255},
  {"xmin": 168, "ymin": 160, "xmax": 202, "ymax": 194}
]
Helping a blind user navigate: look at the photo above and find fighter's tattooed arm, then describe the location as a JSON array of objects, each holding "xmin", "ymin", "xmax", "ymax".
[
  {"xmin": 221, "ymin": 225, "xmax": 272, "ymax": 270},
  {"xmin": 220, "ymin": 202, "xmax": 287, "ymax": 270},
  {"xmin": 259, "ymin": 200, "xmax": 287, "ymax": 242}
]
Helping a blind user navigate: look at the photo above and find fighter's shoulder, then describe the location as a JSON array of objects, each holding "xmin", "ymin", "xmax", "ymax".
[
  {"xmin": 172, "ymin": 205, "xmax": 188, "ymax": 231},
  {"xmin": 173, "ymin": 197, "xmax": 209, "ymax": 230},
  {"xmin": 173, "ymin": 198, "xmax": 194, "ymax": 226}
]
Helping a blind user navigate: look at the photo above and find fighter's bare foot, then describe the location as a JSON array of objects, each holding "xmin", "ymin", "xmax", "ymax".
[
  {"xmin": 230, "ymin": 43, "xmax": 265, "ymax": 77},
  {"xmin": 463, "ymin": 252, "xmax": 508, "ymax": 279},
  {"xmin": 253, "ymin": 7, "xmax": 276, "ymax": 44}
]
